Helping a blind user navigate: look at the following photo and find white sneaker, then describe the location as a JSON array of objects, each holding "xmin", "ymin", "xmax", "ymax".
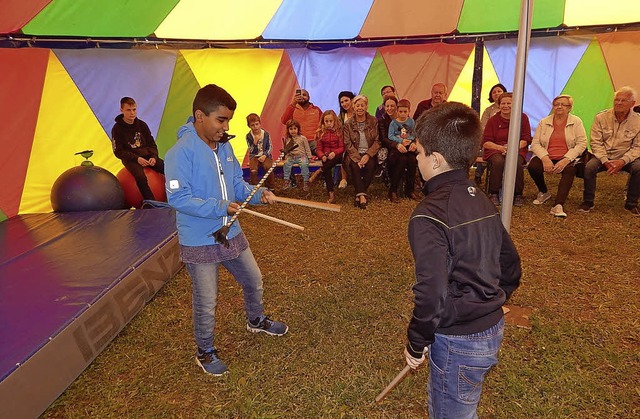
[
  {"xmin": 533, "ymin": 191, "xmax": 552, "ymax": 205},
  {"xmin": 338, "ymin": 179, "xmax": 347, "ymax": 189},
  {"xmin": 550, "ymin": 204, "xmax": 567, "ymax": 218}
]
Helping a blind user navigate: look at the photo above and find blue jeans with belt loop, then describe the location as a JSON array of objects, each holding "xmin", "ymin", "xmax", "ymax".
[
  {"xmin": 428, "ymin": 318, "xmax": 504, "ymax": 419},
  {"xmin": 186, "ymin": 247, "xmax": 264, "ymax": 352}
]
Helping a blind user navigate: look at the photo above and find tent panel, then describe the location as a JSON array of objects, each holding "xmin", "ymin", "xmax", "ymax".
[
  {"xmin": 564, "ymin": 0, "xmax": 640, "ymax": 26},
  {"xmin": 0, "ymin": 48, "xmax": 49, "ymax": 219},
  {"xmin": 155, "ymin": 0, "xmax": 283, "ymax": 40},
  {"xmin": 486, "ymin": 36, "xmax": 590, "ymax": 130},
  {"xmin": 379, "ymin": 43, "xmax": 474, "ymax": 118},
  {"xmin": 54, "ymin": 49, "xmax": 177, "ymax": 139},
  {"xmin": 359, "ymin": 0, "xmax": 464, "ymax": 38},
  {"xmin": 155, "ymin": 53, "xmax": 202, "ymax": 158},
  {"xmin": 286, "ymin": 48, "xmax": 377, "ymax": 114},
  {"xmin": 457, "ymin": 0, "xmax": 565, "ymax": 34},
  {"xmin": 359, "ymin": 51, "xmax": 394, "ymax": 115},
  {"xmin": 447, "ymin": 46, "xmax": 502, "ymax": 112},
  {"xmin": 181, "ymin": 49, "xmax": 283, "ymax": 162},
  {"xmin": 0, "ymin": 0, "xmax": 51, "ymax": 33},
  {"xmin": 19, "ymin": 53, "xmax": 121, "ymax": 214},
  {"xmin": 597, "ymin": 32, "xmax": 640, "ymax": 91},
  {"xmin": 562, "ymin": 39, "xmax": 615, "ymax": 146},
  {"xmin": 253, "ymin": 53, "xmax": 299, "ymax": 165},
  {"xmin": 21, "ymin": 0, "xmax": 179, "ymax": 37},
  {"xmin": 262, "ymin": 0, "xmax": 374, "ymax": 40}
]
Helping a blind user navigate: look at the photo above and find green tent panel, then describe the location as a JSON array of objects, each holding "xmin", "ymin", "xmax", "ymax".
[
  {"xmin": 458, "ymin": 0, "xmax": 565, "ymax": 34},
  {"xmin": 0, "ymin": 208, "xmax": 7, "ymax": 223},
  {"xmin": 359, "ymin": 51, "xmax": 393, "ymax": 115},
  {"xmin": 22, "ymin": 0, "xmax": 180, "ymax": 37},
  {"xmin": 155, "ymin": 52, "xmax": 201, "ymax": 158},
  {"xmin": 562, "ymin": 38, "xmax": 614, "ymax": 147}
]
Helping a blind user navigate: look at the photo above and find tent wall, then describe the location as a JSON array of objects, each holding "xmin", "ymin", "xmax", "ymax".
[{"xmin": 2, "ymin": 32, "xmax": 640, "ymax": 217}]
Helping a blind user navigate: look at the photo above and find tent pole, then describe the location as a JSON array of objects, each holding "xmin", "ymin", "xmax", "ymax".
[
  {"xmin": 471, "ymin": 38, "xmax": 484, "ymax": 114},
  {"xmin": 501, "ymin": 0, "xmax": 533, "ymax": 232}
]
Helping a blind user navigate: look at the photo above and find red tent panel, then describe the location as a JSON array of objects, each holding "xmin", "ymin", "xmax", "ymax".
[
  {"xmin": 0, "ymin": 48, "xmax": 50, "ymax": 218},
  {"xmin": 597, "ymin": 32, "xmax": 640, "ymax": 90},
  {"xmin": 0, "ymin": 0, "xmax": 52, "ymax": 33}
]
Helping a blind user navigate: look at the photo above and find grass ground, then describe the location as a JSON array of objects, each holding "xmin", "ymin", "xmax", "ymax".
[{"xmin": 44, "ymin": 171, "xmax": 639, "ymax": 418}]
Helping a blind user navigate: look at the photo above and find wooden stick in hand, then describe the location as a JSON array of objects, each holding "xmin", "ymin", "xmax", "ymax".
[
  {"xmin": 375, "ymin": 365, "xmax": 412, "ymax": 403},
  {"xmin": 274, "ymin": 196, "xmax": 341, "ymax": 212},
  {"xmin": 242, "ymin": 208, "xmax": 304, "ymax": 231}
]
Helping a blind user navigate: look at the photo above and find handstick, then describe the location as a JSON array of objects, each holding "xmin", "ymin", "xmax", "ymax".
[
  {"xmin": 375, "ymin": 365, "xmax": 412, "ymax": 403},
  {"xmin": 242, "ymin": 208, "xmax": 304, "ymax": 231},
  {"xmin": 274, "ymin": 196, "xmax": 341, "ymax": 212}
]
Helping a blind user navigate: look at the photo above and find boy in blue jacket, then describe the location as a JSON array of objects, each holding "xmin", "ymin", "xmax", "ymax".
[
  {"xmin": 403, "ymin": 102, "xmax": 521, "ymax": 417},
  {"xmin": 164, "ymin": 84, "xmax": 288, "ymax": 377}
]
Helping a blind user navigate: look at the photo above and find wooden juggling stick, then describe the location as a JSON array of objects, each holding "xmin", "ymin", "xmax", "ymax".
[
  {"xmin": 211, "ymin": 140, "xmax": 298, "ymax": 247},
  {"xmin": 273, "ymin": 196, "xmax": 341, "ymax": 212},
  {"xmin": 375, "ymin": 365, "xmax": 412, "ymax": 403}
]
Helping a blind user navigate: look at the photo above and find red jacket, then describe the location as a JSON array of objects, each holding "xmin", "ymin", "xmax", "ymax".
[
  {"xmin": 316, "ymin": 129, "xmax": 344, "ymax": 158},
  {"xmin": 281, "ymin": 103, "xmax": 322, "ymax": 140}
]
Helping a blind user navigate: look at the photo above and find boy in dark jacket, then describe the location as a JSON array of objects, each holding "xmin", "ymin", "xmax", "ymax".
[
  {"xmin": 111, "ymin": 97, "xmax": 164, "ymax": 201},
  {"xmin": 403, "ymin": 102, "xmax": 521, "ymax": 418}
]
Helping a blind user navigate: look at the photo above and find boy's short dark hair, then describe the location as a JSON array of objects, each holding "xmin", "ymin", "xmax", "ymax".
[
  {"xmin": 193, "ymin": 84, "xmax": 237, "ymax": 117},
  {"xmin": 415, "ymin": 102, "xmax": 481, "ymax": 170},
  {"xmin": 120, "ymin": 97, "xmax": 135, "ymax": 107},
  {"xmin": 246, "ymin": 113, "xmax": 260, "ymax": 125},
  {"xmin": 397, "ymin": 99, "xmax": 411, "ymax": 109}
]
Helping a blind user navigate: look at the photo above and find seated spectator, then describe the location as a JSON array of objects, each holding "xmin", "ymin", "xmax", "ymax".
[
  {"xmin": 413, "ymin": 83, "xmax": 448, "ymax": 120},
  {"xmin": 377, "ymin": 94, "xmax": 399, "ymax": 198},
  {"xmin": 388, "ymin": 99, "xmax": 420, "ymax": 202},
  {"xmin": 579, "ymin": 86, "xmax": 640, "ymax": 216},
  {"xmin": 375, "ymin": 85, "xmax": 396, "ymax": 120},
  {"xmin": 282, "ymin": 119, "xmax": 313, "ymax": 191},
  {"xmin": 315, "ymin": 110, "xmax": 344, "ymax": 203},
  {"xmin": 482, "ymin": 92, "xmax": 532, "ymax": 207},
  {"xmin": 337, "ymin": 91, "xmax": 355, "ymax": 189},
  {"xmin": 245, "ymin": 113, "xmax": 274, "ymax": 188},
  {"xmin": 528, "ymin": 95, "xmax": 587, "ymax": 217},
  {"xmin": 111, "ymin": 97, "xmax": 164, "ymax": 201},
  {"xmin": 476, "ymin": 83, "xmax": 507, "ymax": 186},
  {"xmin": 343, "ymin": 95, "xmax": 380, "ymax": 209}
]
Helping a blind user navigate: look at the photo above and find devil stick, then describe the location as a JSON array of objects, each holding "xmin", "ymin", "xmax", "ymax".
[
  {"xmin": 375, "ymin": 365, "xmax": 412, "ymax": 403},
  {"xmin": 211, "ymin": 139, "xmax": 298, "ymax": 246}
]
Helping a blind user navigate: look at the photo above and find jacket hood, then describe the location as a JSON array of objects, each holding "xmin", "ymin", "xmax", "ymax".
[{"xmin": 178, "ymin": 116, "xmax": 196, "ymax": 140}]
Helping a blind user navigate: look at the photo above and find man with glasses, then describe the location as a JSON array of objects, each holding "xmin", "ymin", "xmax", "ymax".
[{"xmin": 579, "ymin": 86, "xmax": 640, "ymax": 216}]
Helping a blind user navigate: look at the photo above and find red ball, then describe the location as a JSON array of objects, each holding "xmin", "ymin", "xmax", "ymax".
[{"xmin": 116, "ymin": 167, "xmax": 167, "ymax": 209}]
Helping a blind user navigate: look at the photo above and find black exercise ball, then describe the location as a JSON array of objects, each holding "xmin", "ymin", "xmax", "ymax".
[{"xmin": 51, "ymin": 166, "xmax": 125, "ymax": 212}]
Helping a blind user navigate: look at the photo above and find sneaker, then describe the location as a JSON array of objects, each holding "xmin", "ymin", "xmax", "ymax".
[
  {"xmin": 196, "ymin": 348, "xmax": 228, "ymax": 376},
  {"xmin": 533, "ymin": 191, "xmax": 552, "ymax": 205},
  {"xmin": 489, "ymin": 194, "xmax": 500, "ymax": 206},
  {"xmin": 338, "ymin": 179, "xmax": 347, "ymax": 189},
  {"xmin": 247, "ymin": 315, "xmax": 288, "ymax": 336},
  {"xmin": 513, "ymin": 195, "xmax": 524, "ymax": 207},
  {"xmin": 625, "ymin": 205, "xmax": 640, "ymax": 217},
  {"xmin": 578, "ymin": 201, "xmax": 594, "ymax": 212},
  {"xmin": 550, "ymin": 204, "xmax": 567, "ymax": 218}
]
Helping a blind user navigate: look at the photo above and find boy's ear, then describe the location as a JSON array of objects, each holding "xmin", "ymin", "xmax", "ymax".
[{"xmin": 194, "ymin": 109, "xmax": 204, "ymax": 123}]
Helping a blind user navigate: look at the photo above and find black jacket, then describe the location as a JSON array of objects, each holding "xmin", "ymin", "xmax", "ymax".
[
  {"xmin": 406, "ymin": 169, "xmax": 521, "ymax": 357},
  {"xmin": 111, "ymin": 114, "xmax": 158, "ymax": 163}
]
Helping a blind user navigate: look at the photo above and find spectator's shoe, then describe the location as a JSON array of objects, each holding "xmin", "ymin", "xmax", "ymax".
[
  {"xmin": 303, "ymin": 181, "xmax": 309, "ymax": 191},
  {"xmin": 625, "ymin": 205, "xmax": 640, "ymax": 217},
  {"xmin": 338, "ymin": 179, "xmax": 347, "ymax": 189},
  {"xmin": 550, "ymin": 204, "xmax": 567, "ymax": 218},
  {"xmin": 533, "ymin": 191, "xmax": 552, "ymax": 205},
  {"xmin": 247, "ymin": 315, "xmax": 289, "ymax": 336},
  {"xmin": 196, "ymin": 348, "xmax": 228, "ymax": 376},
  {"xmin": 489, "ymin": 194, "xmax": 500, "ymax": 206},
  {"xmin": 578, "ymin": 201, "xmax": 594, "ymax": 213},
  {"xmin": 282, "ymin": 180, "xmax": 291, "ymax": 190},
  {"xmin": 513, "ymin": 195, "xmax": 525, "ymax": 207}
]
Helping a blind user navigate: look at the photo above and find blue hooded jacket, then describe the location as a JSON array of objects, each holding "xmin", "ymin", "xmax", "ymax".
[{"xmin": 164, "ymin": 119, "xmax": 266, "ymax": 246}]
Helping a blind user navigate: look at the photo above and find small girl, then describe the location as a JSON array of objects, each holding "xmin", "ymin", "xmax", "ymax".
[
  {"xmin": 283, "ymin": 119, "xmax": 313, "ymax": 191},
  {"xmin": 315, "ymin": 110, "xmax": 344, "ymax": 203}
]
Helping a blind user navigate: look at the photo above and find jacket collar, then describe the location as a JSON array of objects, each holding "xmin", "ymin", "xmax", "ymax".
[{"xmin": 423, "ymin": 169, "xmax": 469, "ymax": 195}]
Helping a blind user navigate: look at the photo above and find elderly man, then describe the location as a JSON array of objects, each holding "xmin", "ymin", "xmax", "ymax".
[
  {"xmin": 579, "ymin": 86, "xmax": 640, "ymax": 216},
  {"xmin": 413, "ymin": 83, "xmax": 448, "ymax": 120}
]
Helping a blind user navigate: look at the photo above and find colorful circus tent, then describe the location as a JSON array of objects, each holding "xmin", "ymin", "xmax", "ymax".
[{"xmin": 2, "ymin": 0, "xmax": 640, "ymax": 220}]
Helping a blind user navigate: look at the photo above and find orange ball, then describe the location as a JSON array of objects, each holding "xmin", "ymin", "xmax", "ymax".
[{"xmin": 116, "ymin": 167, "xmax": 167, "ymax": 209}]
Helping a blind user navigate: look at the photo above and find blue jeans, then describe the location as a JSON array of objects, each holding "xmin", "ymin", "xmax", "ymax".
[
  {"xmin": 283, "ymin": 156, "xmax": 310, "ymax": 181},
  {"xmin": 428, "ymin": 318, "xmax": 504, "ymax": 419},
  {"xmin": 583, "ymin": 157, "xmax": 640, "ymax": 206},
  {"xmin": 186, "ymin": 247, "xmax": 264, "ymax": 352}
]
